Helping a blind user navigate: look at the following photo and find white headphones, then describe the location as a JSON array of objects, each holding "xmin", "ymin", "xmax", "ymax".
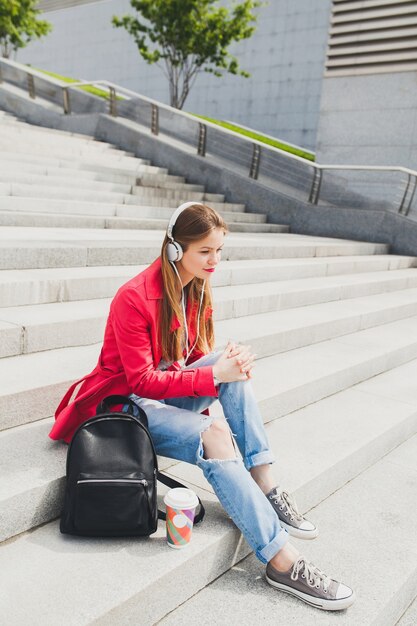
[
  {"xmin": 166, "ymin": 201, "xmax": 205, "ymax": 262},
  {"xmin": 166, "ymin": 201, "xmax": 206, "ymax": 365}
]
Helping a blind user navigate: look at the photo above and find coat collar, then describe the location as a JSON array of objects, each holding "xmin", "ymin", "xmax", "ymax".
[
  {"xmin": 144, "ymin": 257, "xmax": 187, "ymax": 332},
  {"xmin": 143, "ymin": 257, "xmax": 212, "ymax": 333}
]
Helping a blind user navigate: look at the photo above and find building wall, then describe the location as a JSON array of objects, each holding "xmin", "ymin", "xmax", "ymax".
[
  {"xmin": 18, "ymin": 0, "xmax": 332, "ymax": 150},
  {"xmin": 316, "ymin": 71, "xmax": 417, "ymax": 168},
  {"xmin": 315, "ymin": 1, "xmax": 417, "ymax": 168}
]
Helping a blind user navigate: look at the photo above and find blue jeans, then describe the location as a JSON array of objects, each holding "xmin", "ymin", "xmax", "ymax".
[{"xmin": 126, "ymin": 351, "xmax": 289, "ymax": 563}]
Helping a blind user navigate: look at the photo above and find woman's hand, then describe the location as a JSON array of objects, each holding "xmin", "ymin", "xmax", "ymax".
[{"xmin": 212, "ymin": 341, "xmax": 257, "ymax": 383}]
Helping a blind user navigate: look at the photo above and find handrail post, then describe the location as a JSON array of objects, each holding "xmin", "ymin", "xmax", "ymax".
[
  {"xmin": 109, "ymin": 87, "xmax": 117, "ymax": 117},
  {"xmin": 197, "ymin": 123, "xmax": 207, "ymax": 156},
  {"xmin": 403, "ymin": 174, "xmax": 417, "ymax": 217},
  {"xmin": 151, "ymin": 104, "xmax": 159, "ymax": 135},
  {"xmin": 62, "ymin": 87, "xmax": 71, "ymax": 115},
  {"xmin": 308, "ymin": 167, "xmax": 323, "ymax": 204},
  {"xmin": 399, "ymin": 173, "xmax": 411, "ymax": 214},
  {"xmin": 249, "ymin": 144, "xmax": 261, "ymax": 179},
  {"xmin": 0, "ymin": 65, "xmax": 3, "ymax": 84},
  {"xmin": 27, "ymin": 73, "xmax": 35, "ymax": 99}
]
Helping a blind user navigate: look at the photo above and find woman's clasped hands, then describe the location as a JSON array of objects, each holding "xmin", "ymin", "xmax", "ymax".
[{"xmin": 212, "ymin": 340, "xmax": 257, "ymax": 383}]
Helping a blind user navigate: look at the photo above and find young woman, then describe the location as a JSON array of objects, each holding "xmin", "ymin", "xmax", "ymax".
[{"xmin": 50, "ymin": 202, "xmax": 355, "ymax": 611}]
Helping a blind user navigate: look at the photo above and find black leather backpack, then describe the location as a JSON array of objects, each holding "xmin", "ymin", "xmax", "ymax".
[{"xmin": 60, "ymin": 395, "xmax": 204, "ymax": 537}]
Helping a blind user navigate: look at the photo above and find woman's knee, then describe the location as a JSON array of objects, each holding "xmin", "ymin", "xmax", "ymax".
[{"xmin": 201, "ymin": 419, "xmax": 236, "ymax": 460}]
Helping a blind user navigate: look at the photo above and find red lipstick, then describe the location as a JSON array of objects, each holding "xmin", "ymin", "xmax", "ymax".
[{"xmin": 203, "ymin": 268, "xmax": 215, "ymax": 273}]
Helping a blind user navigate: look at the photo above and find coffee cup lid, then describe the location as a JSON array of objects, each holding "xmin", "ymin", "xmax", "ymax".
[{"xmin": 163, "ymin": 487, "xmax": 199, "ymax": 510}]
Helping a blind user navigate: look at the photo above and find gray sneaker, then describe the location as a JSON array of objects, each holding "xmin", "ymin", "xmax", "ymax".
[
  {"xmin": 266, "ymin": 556, "xmax": 355, "ymax": 611},
  {"xmin": 267, "ymin": 486, "xmax": 318, "ymax": 539}
]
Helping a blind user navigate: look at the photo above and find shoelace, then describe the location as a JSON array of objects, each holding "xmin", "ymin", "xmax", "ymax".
[
  {"xmin": 291, "ymin": 557, "xmax": 331, "ymax": 593},
  {"xmin": 272, "ymin": 489, "xmax": 303, "ymax": 522}
]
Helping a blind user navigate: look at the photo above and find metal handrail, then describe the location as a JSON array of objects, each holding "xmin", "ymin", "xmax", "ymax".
[{"xmin": 0, "ymin": 57, "xmax": 416, "ymax": 217}]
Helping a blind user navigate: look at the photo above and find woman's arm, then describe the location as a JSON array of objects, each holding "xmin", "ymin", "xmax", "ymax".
[{"xmin": 111, "ymin": 288, "xmax": 218, "ymax": 400}]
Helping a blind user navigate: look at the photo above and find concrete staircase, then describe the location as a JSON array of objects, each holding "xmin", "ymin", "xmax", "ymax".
[
  {"xmin": 0, "ymin": 110, "xmax": 286, "ymax": 234},
  {"xmin": 0, "ymin": 110, "xmax": 417, "ymax": 625}
]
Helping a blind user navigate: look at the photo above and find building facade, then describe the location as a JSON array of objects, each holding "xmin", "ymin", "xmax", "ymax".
[
  {"xmin": 18, "ymin": 0, "xmax": 332, "ymax": 151},
  {"xmin": 316, "ymin": 0, "xmax": 417, "ymax": 169}
]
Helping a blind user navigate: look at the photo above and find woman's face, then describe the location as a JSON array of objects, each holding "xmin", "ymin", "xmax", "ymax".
[{"xmin": 177, "ymin": 227, "xmax": 225, "ymax": 285}]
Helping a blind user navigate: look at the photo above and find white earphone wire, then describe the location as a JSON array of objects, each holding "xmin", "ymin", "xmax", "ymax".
[{"xmin": 169, "ymin": 260, "xmax": 205, "ymax": 366}]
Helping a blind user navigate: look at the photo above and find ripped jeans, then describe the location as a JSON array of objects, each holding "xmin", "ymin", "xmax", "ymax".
[{"xmin": 127, "ymin": 350, "xmax": 289, "ymax": 564}]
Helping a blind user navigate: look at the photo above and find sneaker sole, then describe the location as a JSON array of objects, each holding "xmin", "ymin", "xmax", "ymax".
[
  {"xmin": 265, "ymin": 574, "xmax": 356, "ymax": 611},
  {"xmin": 279, "ymin": 518, "xmax": 319, "ymax": 540}
]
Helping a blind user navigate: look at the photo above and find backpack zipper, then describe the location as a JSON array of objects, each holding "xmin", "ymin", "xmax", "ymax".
[{"xmin": 77, "ymin": 478, "xmax": 148, "ymax": 485}]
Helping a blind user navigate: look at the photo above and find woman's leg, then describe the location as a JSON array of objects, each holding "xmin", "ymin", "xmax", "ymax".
[
  {"xmin": 171, "ymin": 351, "xmax": 278, "ymax": 492},
  {"xmin": 170, "ymin": 351, "xmax": 318, "ymax": 540},
  {"xmin": 128, "ymin": 392, "xmax": 289, "ymax": 564},
  {"xmin": 152, "ymin": 357, "xmax": 354, "ymax": 610}
]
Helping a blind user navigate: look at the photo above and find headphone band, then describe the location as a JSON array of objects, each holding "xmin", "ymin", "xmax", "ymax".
[{"xmin": 166, "ymin": 201, "xmax": 205, "ymax": 241}]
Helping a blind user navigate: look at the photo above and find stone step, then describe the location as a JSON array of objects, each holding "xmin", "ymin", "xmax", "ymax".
[
  {"xmin": 0, "ymin": 209, "xmax": 266, "ymax": 228},
  {"xmin": 1, "ymin": 363, "xmax": 416, "ymax": 621},
  {"xmin": 0, "ymin": 135, "xmax": 132, "ymax": 160},
  {"xmin": 0, "ymin": 256, "xmax": 414, "ymax": 308},
  {"xmin": 137, "ymin": 174, "xmax": 202, "ymax": 190},
  {"xmin": 0, "ymin": 229, "xmax": 387, "ymax": 269},
  {"xmin": 0, "ymin": 170, "xmax": 132, "ymax": 194},
  {"xmin": 0, "ymin": 169, "xmax": 211, "ymax": 196},
  {"xmin": 228, "ymin": 222, "xmax": 287, "ymax": 233},
  {"xmin": 0, "ymin": 195, "xmax": 246, "ymax": 215},
  {"xmin": 130, "ymin": 187, "xmax": 225, "ymax": 202},
  {"xmin": 397, "ymin": 597, "xmax": 417, "ymax": 625},
  {"xmin": 0, "ymin": 125, "xmax": 135, "ymax": 155},
  {"xmin": 0, "ymin": 122, "xmax": 118, "ymax": 150},
  {"xmin": 0, "ymin": 160, "xmax": 144, "ymax": 185},
  {"xmin": 0, "ymin": 181, "xmax": 129, "ymax": 205},
  {"xmin": 125, "ymin": 195, "xmax": 246, "ymax": 212},
  {"xmin": 0, "ymin": 197, "xmax": 248, "ymax": 221},
  {"xmin": 0, "ymin": 182, "xmax": 236, "ymax": 209},
  {"xmin": 159, "ymin": 433, "xmax": 417, "ymax": 626},
  {"xmin": 2, "ymin": 310, "xmax": 417, "ymax": 437},
  {"xmin": 0, "ymin": 211, "xmax": 285, "ymax": 233},
  {"xmin": 0, "ymin": 158, "xmax": 188, "ymax": 187},
  {"xmin": 0, "ymin": 150, "xmax": 164, "ymax": 176},
  {"xmin": 0, "ymin": 115, "xmax": 109, "ymax": 142},
  {"xmin": 2, "ymin": 272, "xmax": 417, "ymax": 359},
  {"xmin": 0, "ymin": 147, "xmax": 154, "ymax": 171},
  {"xmin": 0, "ymin": 120, "xmax": 120, "ymax": 145},
  {"xmin": 0, "ymin": 128, "xmax": 125, "ymax": 152}
]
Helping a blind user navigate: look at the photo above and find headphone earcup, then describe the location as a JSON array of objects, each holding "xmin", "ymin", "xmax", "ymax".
[{"xmin": 167, "ymin": 240, "xmax": 183, "ymax": 262}]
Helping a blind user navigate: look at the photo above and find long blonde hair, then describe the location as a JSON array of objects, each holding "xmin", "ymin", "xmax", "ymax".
[{"xmin": 160, "ymin": 204, "xmax": 228, "ymax": 362}]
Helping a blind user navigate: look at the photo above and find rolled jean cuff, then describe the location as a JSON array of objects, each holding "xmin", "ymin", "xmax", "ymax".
[
  {"xmin": 256, "ymin": 527, "xmax": 290, "ymax": 564},
  {"xmin": 244, "ymin": 449, "xmax": 275, "ymax": 471}
]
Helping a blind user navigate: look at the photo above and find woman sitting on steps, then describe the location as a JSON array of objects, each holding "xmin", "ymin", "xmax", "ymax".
[{"xmin": 50, "ymin": 201, "xmax": 355, "ymax": 612}]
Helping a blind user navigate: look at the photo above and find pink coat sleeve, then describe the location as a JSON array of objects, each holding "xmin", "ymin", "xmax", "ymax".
[{"xmin": 111, "ymin": 288, "xmax": 218, "ymax": 400}]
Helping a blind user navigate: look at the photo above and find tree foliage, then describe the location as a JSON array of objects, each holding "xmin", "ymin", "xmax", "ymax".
[
  {"xmin": 0, "ymin": 0, "xmax": 52, "ymax": 59},
  {"xmin": 113, "ymin": 0, "xmax": 262, "ymax": 109}
]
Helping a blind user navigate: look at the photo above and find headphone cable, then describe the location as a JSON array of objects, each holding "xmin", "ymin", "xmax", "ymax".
[{"xmin": 170, "ymin": 260, "xmax": 205, "ymax": 366}]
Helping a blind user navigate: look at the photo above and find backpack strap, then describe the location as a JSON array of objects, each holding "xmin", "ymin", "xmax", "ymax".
[
  {"xmin": 96, "ymin": 395, "xmax": 148, "ymax": 429},
  {"xmin": 157, "ymin": 472, "xmax": 205, "ymax": 524}
]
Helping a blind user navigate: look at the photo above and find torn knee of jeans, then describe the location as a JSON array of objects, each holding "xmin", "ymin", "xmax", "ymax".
[{"xmin": 196, "ymin": 420, "xmax": 239, "ymax": 464}]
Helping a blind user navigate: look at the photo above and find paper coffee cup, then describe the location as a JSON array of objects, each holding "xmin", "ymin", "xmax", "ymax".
[{"xmin": 163, "ymin": 488, "xmax": 199, "ymax": 549}]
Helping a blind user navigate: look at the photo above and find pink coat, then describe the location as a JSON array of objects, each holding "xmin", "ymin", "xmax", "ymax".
[{"xmin": 49, "ymin": 257, "xmax": 217, "ymax": 443}]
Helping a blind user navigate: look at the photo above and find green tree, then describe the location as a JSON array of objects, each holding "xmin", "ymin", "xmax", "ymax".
[
  {"xmin": 113, "ymin": 0, "xmax": 262, "ymax": 109},
  {"xmin": 0, "ymin": 0, "xmax": 52, "ymax": 59}
]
